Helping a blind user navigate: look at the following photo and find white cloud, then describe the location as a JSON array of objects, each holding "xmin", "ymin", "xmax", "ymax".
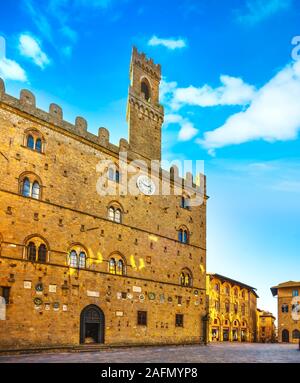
[
  {"xmin": 148, "ymin": 35, "xmax": 186, "ymax": 50},
  {"xmin": 198, "ymin": 60, "xmax": 300, "ymax": 151},
  {"xmin": 164, "ymin": 113, "xmax": 198, "ymax": 141},
  {"xmin": 19, "ymin": 34, "xmax": 50, "ymax": 69},
  {"xmin": 237, "ymin": 0, "xmax": 292, "ymax": 25},
  {"xmin": 0, "ymin": 57, "xmax": 27, "ymax": 82},
  {"xmin": 164, "ymin": 113, "xmax": 183, "ymax": 125},
  {"xmin": 178, "ymin": 121, "xmax": 198, "ymax": 141},
  {"xmin": 169, "ymin": 75, "xmax": 256, "ymax": 110}
]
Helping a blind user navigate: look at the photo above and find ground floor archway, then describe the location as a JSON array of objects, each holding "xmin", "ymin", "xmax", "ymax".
[
  {"xmin": 80, "ymin": 305, "xmax": 105, "ymax": 344},
  {"xmin": 282, "ymin": 329, "xmax": 289, "ymax": 343}
]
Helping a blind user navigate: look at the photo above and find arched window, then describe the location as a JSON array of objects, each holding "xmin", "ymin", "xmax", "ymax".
[
  {"xmin": 27, "ymin": 242, "xmax": 36, "ymax": 262},
  {"xmin": 38, "ymin": 244, "xmax": 47, "ymax": 263},
  {"xmin": 25, "ymin": 130, "xmax": 44, "ymax": 153},
  {"xmin": 234, "ymin": 303, "xmax": 238, "ymax": 314},
  {"xmin": 225, "ymin": 300, "xmax": 230, "ymax": 313},
  {"xmin": 141, "ymin": 80, "xmax": 150, "ymax": 101},
  {"xmin": 115, "ymin": 170, "xmax": 120, "ymax": 184},
  {"xmin": 116, "ymin": 259, "xmax": 124, "ymax": 275},
  {"xmin": 108, "ymin": 167, "xmax": 120, "ymax": 183},
  {"xmin": 180, "ymin": 270, "xmax": 192, "ymax": 287},
  {"xmin": 108, "ymin": 253, "xmax": 126, "ymax": 276},
  {"xmin": 115, "ymin": 209, "xmax": 121, "ymax": 223},
  {"xmin": 69, "ymin": 250, "xmax": 78, "ymax": 268},
  {"xmin": 32, "ymin": 181, "xmax": 40, "ymax": 199},
  {"xmin": 234, "ymin": 288, "xmax": 238, "ymax": 297},
  {"xmin": 282, "ymin": 304, "xmax": 289, "ymax": 313},
  {"xmin": 35, "ymin": 138, "xmax": 42, "ymax": 153},
  {"xmin": 178, "ymin": 229, "xmax": 183, "ymax": 242},
  {"xmin": 22, "ymin": 178, "xmax": 31, "ymax": 197},
  {"xmin": 108, "ymin": 207, "xmax": 115, "ymax": 221},
  {"xmin": 109, "ymin": 258, "xmax": 116, "ymax": 274},
  {"xmin": 26, "ymin": 237, "xmax": 48, "ymax": 263},
  {"xmin": 68, "ymin": 246, "xmax": 88, "ymax": 269},
  {"xmin": 79, "ymin": 252, "xmax": 86, "ymax": 269},
  {"xmin": 183, "ymin": 230, "xmax": 188, "ymax": 243},
  {"xmin": 27, "ymin": 135, "xmax": 34, "ymax": 149},
  {"xmin": 225, "ymin": 285, "xmax": 230, "ymax": 295},
  {"xmin": 107, "ymin": 205, "xmax": 122, "ymax": 223},
  {"xmin": 178, "ymin": 227, "xmax": 189, "ymax": 244},
  {"xmin": 214, "ymin": 283, "xmax": 220, "ymax": 292},
  {"xmin": 20, "ymin": 174, "xmax": 42, "ymax": 199}
]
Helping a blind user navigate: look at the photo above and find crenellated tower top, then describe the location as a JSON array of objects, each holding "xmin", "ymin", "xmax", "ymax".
[{"xmin": 127, "ymin": 47, "xmax": 164, "ymax": 162}]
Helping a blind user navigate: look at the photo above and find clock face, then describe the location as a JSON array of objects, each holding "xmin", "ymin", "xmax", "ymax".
[{"xmin": 136, "ymin": 175, "xmax": 156, "ymax": 195}]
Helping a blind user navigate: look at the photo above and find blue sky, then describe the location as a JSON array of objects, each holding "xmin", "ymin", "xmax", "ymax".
[{"xmin": 1, "ymin": 0, "xmax": 300, "ymax": 318}]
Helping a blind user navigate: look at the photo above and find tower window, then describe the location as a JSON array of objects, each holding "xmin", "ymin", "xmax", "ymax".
[
  {"xmin": 141, "ymin": 80, "xmax": 150, "ymax": 101},
  {"xmin": 107, "ymin": 205, "xmax": 123, "ymax": 223},
  {"xmin": 178, "ymin": 228, "xmax": 189, "ymax": 244},
  {"xmin": 27, "ymin": 135, "xmax": 34, "ymax": 149}
]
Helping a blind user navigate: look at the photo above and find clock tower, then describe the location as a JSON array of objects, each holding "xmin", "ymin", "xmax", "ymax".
[{"xmin": 127, "ymin": 47, "xmax": 164, "ymax": 163}]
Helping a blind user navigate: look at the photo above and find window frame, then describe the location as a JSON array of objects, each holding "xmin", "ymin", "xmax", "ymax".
[
  {"xmin": 175, "ymin": 314, "xmax": 184, "ymax": 328},
  {"xmin": 137, "ymin": 310, "xmax": 147, "ymax": 326}
]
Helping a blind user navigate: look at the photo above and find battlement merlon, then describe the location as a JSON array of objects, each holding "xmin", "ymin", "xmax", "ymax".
[
  {"xmin": 0, "ymin": 77, "xmax": 123, "ymax": 156},
  {"xmin": 131, "ymin": 46, "xmax": 161, "ymax": 80},
  {"xmin": 0, "ymin": 77, "xmax": 206, "ymax": 196}
]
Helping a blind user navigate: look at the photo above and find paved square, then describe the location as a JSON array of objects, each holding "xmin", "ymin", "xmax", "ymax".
[{"xmin": 0, "ymin": 343, "xmax": 299, "ymax": 363}]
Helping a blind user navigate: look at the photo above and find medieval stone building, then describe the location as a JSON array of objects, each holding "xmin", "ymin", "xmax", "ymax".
[
  {"xmin": 271, "ymin": 281, "xmax": 300, "ymax": 343},
  {"xmin": 0, "ymin": 47, "xmax": 207, "ymax": 349},
  {"xmin": 206, "ymin": 273, "xmax": 258, "ymax": 342}
]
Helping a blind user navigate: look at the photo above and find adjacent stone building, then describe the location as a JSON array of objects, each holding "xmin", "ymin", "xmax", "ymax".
[
  {"xmin": 0, "ymin": 47, "xmax": 207, "ymax": 349},
  {"xmin": 206, "ymin": 273, "xmax": 258, "ymax": 342},
  {"xmin": 256, "ymin": 309, "xmax": 276, "ymax": 343},
  {"xmin": 271, "ymin": 281, "xmax": 300, "ymax": 343}
]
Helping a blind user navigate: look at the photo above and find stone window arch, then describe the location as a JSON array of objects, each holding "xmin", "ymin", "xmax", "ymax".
[
  {"xmin": 24, "ymin": 128, "xmax": 45, "ymax": 153},
  {"xmin": 68, "ymin": 244, "xmax": 88, "ymax": 269},
  {"xmin": 108, "ymin": 252, "xmax": 126, "ymax": 275},
  {"xmin": 141, "ymin": 77, "xmax": 151, "ymax": 101},
  {"xmin": 107, "ymin": 202, "xmax": 124, "ymax": 223},
  {"xmin": 179, "ymin": 268, "xmax": 193, "ymax": 287},
  {"xmin": 19, "ymin": 172, "xmax": 43, "ymax": 200},
  {"xmin": 224, "ymin": 283, "xmax": 230, "ymax": 295},
  {"xmin": 178, "ymin": 226, "xmax": 189, "ymax": 244},
  {"xmin": 234, "ymin": 287, "xmax": 239, "ymax": 298},
  {"xmin": 24, "ymin": 235, "xmax": 49, "ymax": 263}
]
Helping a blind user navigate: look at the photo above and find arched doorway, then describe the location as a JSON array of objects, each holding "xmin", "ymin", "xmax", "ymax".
[
  {"xmin": 80, "ymin": 305, "xmax": 105, "ymax": 344},
  {"xmin": 282, "ymin": 329, "xmax": 289, "ymax": 343}
]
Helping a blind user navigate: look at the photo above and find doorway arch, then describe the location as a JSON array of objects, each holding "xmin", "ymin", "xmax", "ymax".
[
  {"xmin": 282, "ymin": 329, "xmax": 289, "ymax": 343},
  {"xmin": 80, "ymin": 305, "xmax": 105, "ymax": 344}
]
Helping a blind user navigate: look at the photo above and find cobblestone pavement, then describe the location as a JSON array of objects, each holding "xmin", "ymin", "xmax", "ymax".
[{"xmin": 0, "ymin": 343, "xmax": 299, "ymax": 363}]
